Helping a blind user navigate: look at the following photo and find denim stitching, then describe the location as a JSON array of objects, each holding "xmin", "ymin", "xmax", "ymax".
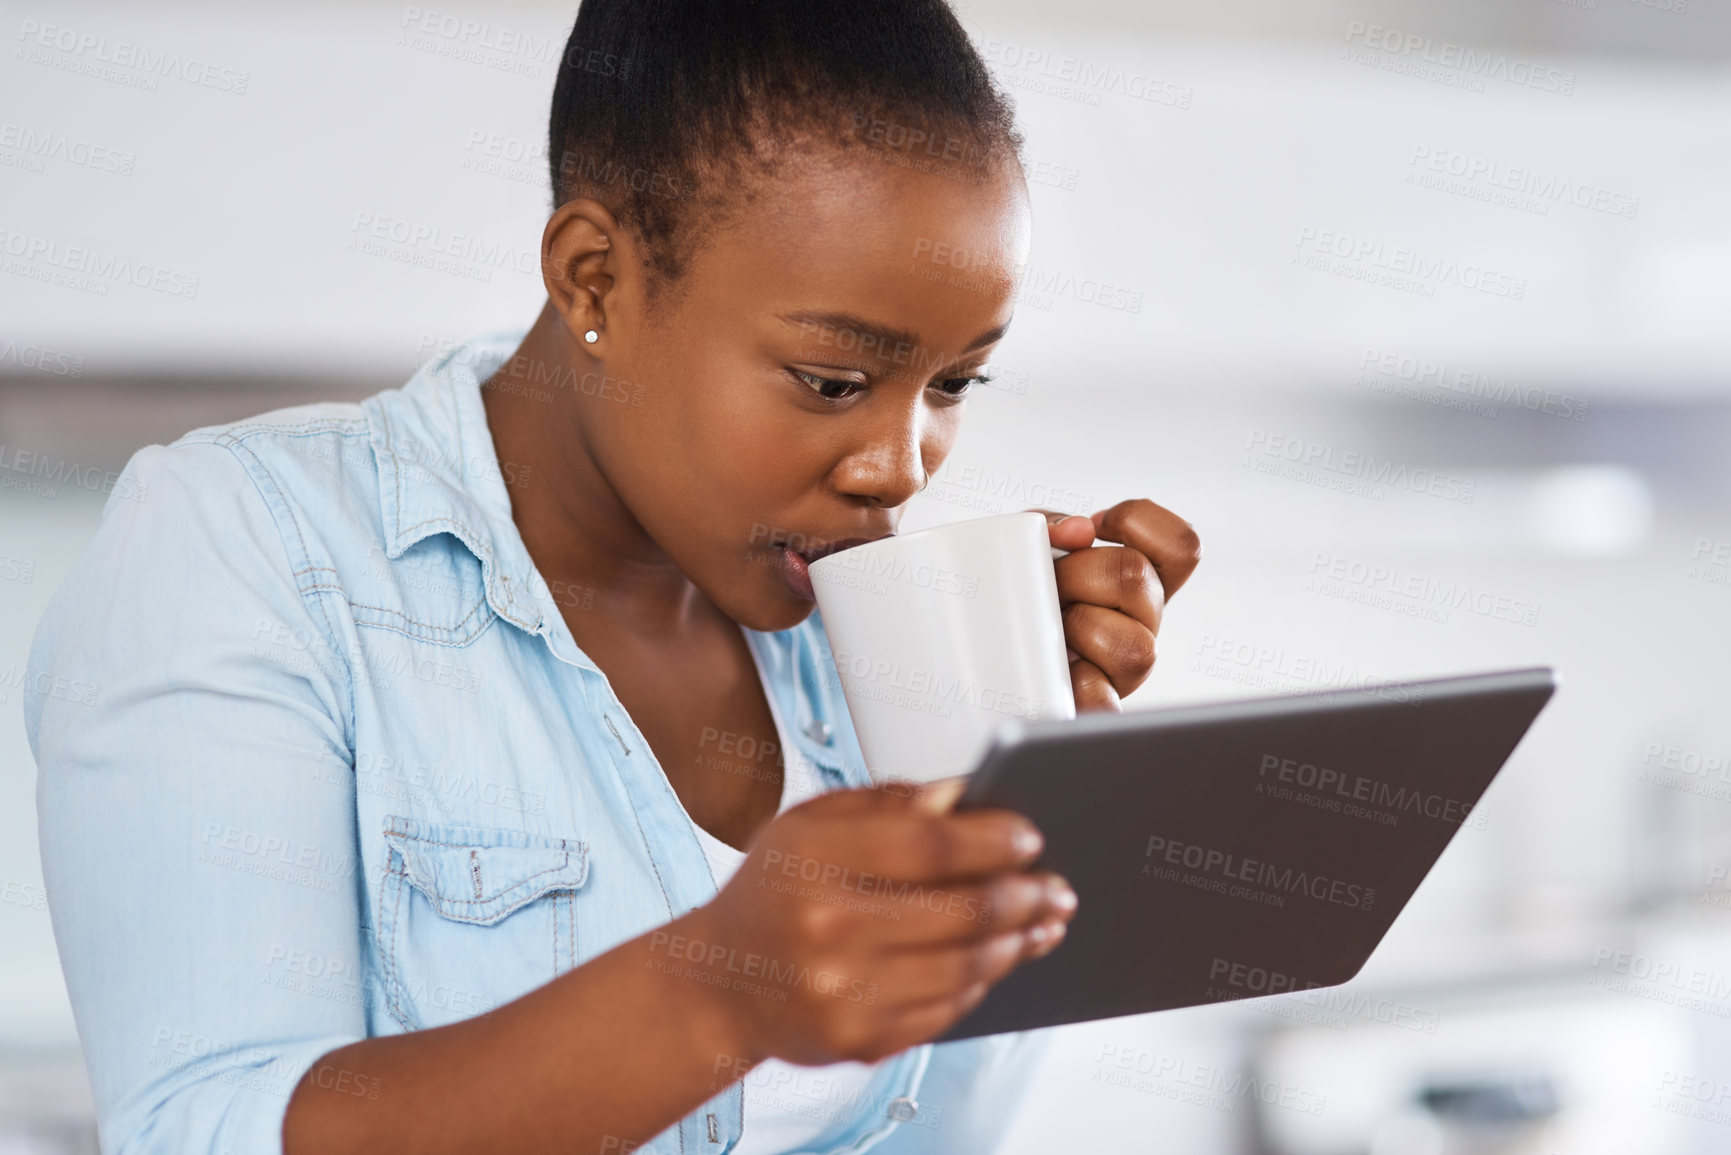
[
  {"xmin": 350, "ymin": 611, "xmax": 495, "ymax": 647},
  {"xmin": 382, "ymin": 402, "xmax": 402, "ymax": 545},
  {"xmin": 349, "ymin": 603, "xmax": 491, "ymax": 645},
  {"xmin": 350, "ymin": 595, "xmax": 488, "ymax": 639},
  {"xmin": 592, "ymin": 707, "xmax": 679, "ymax": 916},
  {"xmin": 396, "ymin": 854, "xmax": 574, "ymax": 909},
  {"xmin": 384, "ymin": 862, "xmax": 416, "ymax": 1032},
  {"xmin": 384, "ymin": 834, "xmax": 588, "ymax": 920},
  {"xmin": 396, "ymin": 514, "xmax": 489, "ymax": 543},
  {"xmin": 205, "ymin": 418, "xmax": 366, "ymax": 439},
  {"xmin": 197, "ymin": 435, "xmax": 359, "ymax": 731},
  {"xmin": 203, "ymin": 437, "xmax": 331, "ymax": 622},
  {"xmin": 374, "ymin": 844, "xmax": 393, "ymax": 1018},
  {"xmin": 386, "ymin": 826, "xmax": 576, "ymax": 851},
  {"xmin": 623, "ymin": 792, "xmax": 677, "ymax": 920}
]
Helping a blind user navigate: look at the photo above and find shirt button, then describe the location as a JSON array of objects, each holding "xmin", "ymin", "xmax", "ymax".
[
  {"xmin": 804, "ymin": 719, "xmax": 832, "ymax": 744},
  {"xmin": 886, "ymin": 1096, "xmax": 919, "ymax": 1122}
]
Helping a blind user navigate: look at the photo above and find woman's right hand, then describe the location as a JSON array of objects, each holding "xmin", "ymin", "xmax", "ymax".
[{"xmin": 674, "ymin": 783, "xmax": 1077, "ymax": 1068}]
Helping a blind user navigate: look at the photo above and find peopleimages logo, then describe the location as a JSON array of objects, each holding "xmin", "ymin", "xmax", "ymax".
[
  {"xmin": 1358, "ymin": 348, "xmax": 1589, "ymax": 422},
  {"xmin": 1257, "ymin": 753, "xmax": 1485, "ymax": 829},
  {"xmin": 646, "ymin": 929, "xmax": 879, "ymax": 1006},
  {"xmin": 15, "ymin": 19, "xmax": 252, "ymax": 95},
  {"xmin": 399, "ymin": 8, "xmax": 565, "ymax": 63},
  {"xmin": 1190, "ymin": 632, "xmax": 1426, "ymax": 706},
  {"xmin": 0, "ymin": 339, "xmax": 84, "ymax": 378},
  {"xmin": 1341, "ymin": 21, "xmax": 1576, "ymax": 96},
  {"xmin": 758, "ymin": 849, "xmax": 989, "ymax": 923},
  {"xmin": 1306, "ymin": 550, "xmax": 1540, "ymax": 628},
  {"xmin": 813, "ymin": 547, "xmax": 980, "ymax": 600},
  {"xmin": 1406, "ymin": 146, "xmax": 1639, "ymax": 220},
  {"xmin": 1588, "ymin": 946, "xmax": 1731, "ymax": 1012},
  {"xmin": 0, "ymin": 228, "xmax": 200, "ymax": 298},
  {"xmin": 1143, "ymin": 834, "xmax": 1376, "ymax": 911},
  {"xmin": 348, "ymin": 211, "xmax": 538, "ymax": 281},
  {"xmin": 0, "ymin": 443, "xmax": 151, "ymax": 503},
  {"xmin": 0, "ymin": 121, "xmax": 136, "ymax": 175},
  {"xmin": 1637, "ymin": 740, "xmax": 1731, "ymax": 804},
  {"xmin": 961, "ymin": 21, "xmax": 1194, "ymax": 110},
  {"xmin": 1092, "ymin": 1043, "xmax": 1328, "ymax": 1117},
  {"xmin": 0, "ymin": 664, "xmax": 99, "ymax": 708},
  {"xmin": 1244, "ymin": 429, "xmax": 1476, "ymax": 504},
  {"xmin": 1015, "ymin": 259, "xmax": 1144, "ymax": 313},
  {"xmin": 1204, "ymin": 956, "xmax": 1441, "ymax": 1034},
  {"xmin": 395, "ymin": 7, "xmax": 624, "ymax": 82},
  {"xmin": 825, "ymin": 648, "xmax": 1045, "ymax": 721},
  {"xmin": 1294, "ymin": 227, "xmax": 1526, "ymax": 301},
  {"xmin": 1655, "ymin": 1071, "xmax": 1731, "ymax": 1130},
  {"xmin": 926, "ymin": 465, "xmax": 1093, "ymax": 517}
]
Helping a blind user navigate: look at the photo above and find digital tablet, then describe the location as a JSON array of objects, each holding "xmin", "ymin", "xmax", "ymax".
[{"xmin": 938, "ymin": 666, "xmax": 1557, "ymax": 1042}]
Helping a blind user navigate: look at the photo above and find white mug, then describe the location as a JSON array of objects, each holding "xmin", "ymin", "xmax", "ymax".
[{"xmin": 809, "ymin": 510, "xmax": 1076, "ymax": 785}]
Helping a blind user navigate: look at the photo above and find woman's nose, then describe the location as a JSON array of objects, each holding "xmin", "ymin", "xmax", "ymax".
[{"xmin": 832, "ymin": 410, "xmax": 933, "ymax": 510}]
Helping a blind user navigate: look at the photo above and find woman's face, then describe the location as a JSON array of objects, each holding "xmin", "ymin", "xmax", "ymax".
[{"xmin": 583, "ymin": 147, "xmax": 1031, "ymax": 633}]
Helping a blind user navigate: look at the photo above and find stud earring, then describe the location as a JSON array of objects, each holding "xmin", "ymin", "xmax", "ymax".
[{"xmin": 584, "ymin": 329, "xmax": 599, "ymax": 344}]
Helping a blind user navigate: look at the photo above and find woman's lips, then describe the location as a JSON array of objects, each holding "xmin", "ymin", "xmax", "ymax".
[
  {"xmin": 770, "ymin": 535, "xmax": 882, "ymax": 601},
  {"xmin": 781, "ymin": 548, "xmax": 815, "ymax": 600}
]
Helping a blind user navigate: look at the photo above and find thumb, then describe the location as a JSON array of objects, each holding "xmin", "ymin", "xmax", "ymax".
[
  {"xmin": 1029, "ymin": 507, "xmax": 1095, "ymax": 551},
  {"xmin": 911, "ymin": 776, "xmax": 969, "ymax": 814}
]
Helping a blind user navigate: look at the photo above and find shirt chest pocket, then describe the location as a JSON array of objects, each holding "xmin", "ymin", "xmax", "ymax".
[{"xmin": 378, "ymin": 817, "xmax": 591, "ymax": 1031}]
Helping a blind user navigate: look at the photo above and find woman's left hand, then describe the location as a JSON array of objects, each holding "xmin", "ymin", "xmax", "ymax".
[{"xmin": 1037, "ymin": 500, "xmax": 1203, "ymax": 713}]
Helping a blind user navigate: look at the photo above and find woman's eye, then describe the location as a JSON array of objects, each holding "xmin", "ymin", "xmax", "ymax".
[
  {"xmin": 791, "ymin": 369, "xmax": 991, "ymax": 402},
  {"xmin": 934, "ymin": 373, "xmax": 992, "ymax": 399},
  {"xmin": 793, "ymin": 370, "xmax": 861, "ymax": 401}
]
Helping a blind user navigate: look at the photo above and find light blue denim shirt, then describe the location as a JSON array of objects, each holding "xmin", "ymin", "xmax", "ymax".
[{"xmin": 24, "ymin": 332, "xmax": 1048, "ymax": 1155}]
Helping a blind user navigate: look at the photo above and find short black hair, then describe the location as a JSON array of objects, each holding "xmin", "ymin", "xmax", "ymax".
[{"xmin": 548, "ymin": 0, "xmax": 1023, "ymax": 309}]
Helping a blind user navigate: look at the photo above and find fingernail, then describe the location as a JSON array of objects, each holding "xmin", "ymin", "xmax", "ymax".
[
  {"xmin": 1028, "ymin": 920, "xmax": 1066, "ymax": 956},
  {"xmin": 1013, "ymin": 825, "xmax": 1043, "ymax": 859},
  {"xmin": 1048, "ymin": 879, "xmax": 1078, "ymax": 911}
]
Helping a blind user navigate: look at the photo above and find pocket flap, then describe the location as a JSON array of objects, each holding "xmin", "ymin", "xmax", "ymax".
[{"xmin": 384, "ymin": 818, "xmax": 589, "ymax": 924}]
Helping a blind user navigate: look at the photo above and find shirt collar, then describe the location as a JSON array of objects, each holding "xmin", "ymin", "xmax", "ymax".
[{"xmin": 362, "ymin": 329, "xmax": 555, "ymax": 642}]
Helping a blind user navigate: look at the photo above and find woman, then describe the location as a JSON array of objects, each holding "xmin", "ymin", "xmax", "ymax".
[{"xmin": 25, "ymin": 1, "xmax": 1200, "ymax": 1152}]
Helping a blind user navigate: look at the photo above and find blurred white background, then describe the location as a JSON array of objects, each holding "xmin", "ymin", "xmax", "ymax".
[{"xmin": 3, "ymin": 1, "xmax": 1729, "ymax": 1152}]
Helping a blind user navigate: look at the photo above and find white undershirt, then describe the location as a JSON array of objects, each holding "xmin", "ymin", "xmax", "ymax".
[{"xmin": 682, "ymin": 635, "xmax": 885, "ymax": 1153}]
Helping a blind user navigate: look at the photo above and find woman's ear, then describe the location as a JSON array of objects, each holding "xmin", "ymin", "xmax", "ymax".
[{"xmin": 540, "ymin": 198, "xmax": 621, "ymax": 351}]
